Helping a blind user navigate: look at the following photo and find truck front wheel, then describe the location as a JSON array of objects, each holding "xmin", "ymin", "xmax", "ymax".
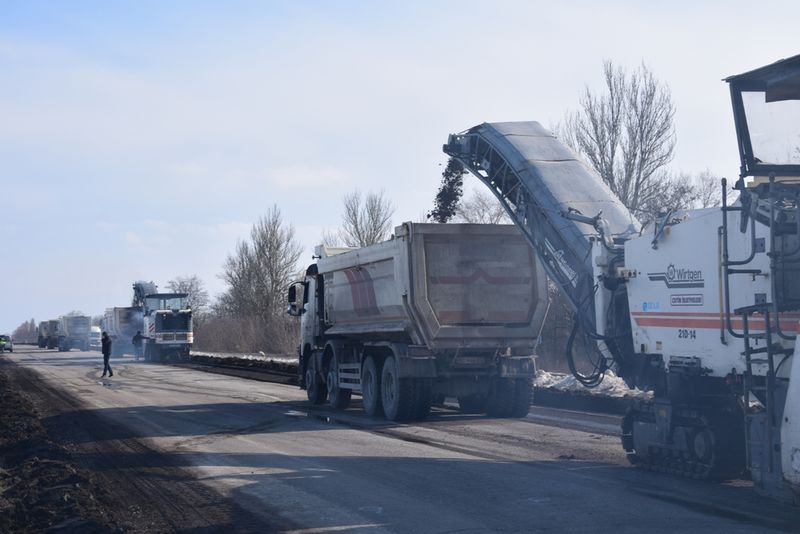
[
  {"xmin": 361, "ymin": 356, "xmax": 382, "ymax": 417},
  {"xmin": 381, "ymin": 355, "xmax": 416, "ymax": 422}
]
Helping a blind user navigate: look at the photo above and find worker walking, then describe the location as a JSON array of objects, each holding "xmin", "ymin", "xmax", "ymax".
[
  {"xmin": 132, "ymin": 330, "xmax": 144, "ymax": 361},
  {"xmin": 101, "ymin": 331, "xmax": 113, "ymax": 377}
]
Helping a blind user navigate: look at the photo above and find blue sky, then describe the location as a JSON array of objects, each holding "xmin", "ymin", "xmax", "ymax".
[{"xmin": 1, "ymin": 1, "xmax": 799, "ymax": 332}]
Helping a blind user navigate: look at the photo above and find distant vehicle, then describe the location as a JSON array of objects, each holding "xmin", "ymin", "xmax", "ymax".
[
  {"xmin": 88, "ymin": 326, "xmax": 102, "ymax": 351},
  {"xmin": 0, "ymin": 335, "xmax": 13, "ymax": 353},
  {"xmin": 102, "ymin": 281, "xmax": 193, "ymax": 360},
  {"xmin": 57, "ymin": 315, "xmax": 91, "ymax": 351},
  {"xmin": 103, "ymin": 307, "xmax": 140, "ymax": 357},
  {"xmin": 40, "ymin": 320, "xmax": 59, "ymax": 349}
]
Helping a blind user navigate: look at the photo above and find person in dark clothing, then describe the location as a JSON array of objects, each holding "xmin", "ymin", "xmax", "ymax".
[
  {"xmin": 132, "ymin": 330, "xmax": 144, "ymax": 361},
  {"xmin": 101, "ymin": 332, "xmax": 113, "ymax": 377}
]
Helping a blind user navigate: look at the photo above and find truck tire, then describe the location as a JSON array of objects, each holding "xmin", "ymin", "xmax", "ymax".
[
  {"xmin": 458, "ymin": 394, "xmax": 488, "ymax": 414},
  {"xmin": 361, "ymin": 356, "xmax": 382, "ymax": 417},
  {"xmin": 486, "ymin": 378, "xmax": 515, "ymax": 417},
  {"xmin": 414, "ymin": 378, "xmax": 433, "ymax": 420},
  {"xmin": 305, "ymin": 354, "xmax": 327, "ymax": 405},
  {"xmin": 510, "ymin": 378, "xmax": 533, "ymax": 418},
  {"xmin": 486, "ymin": 378, "xmax": 533, "ymax": 418},
  {"xmin": 327, "ymin": 352, "xmax": 351, "ymax": 410},
  {"xmin": 381, "ymin": 355, "xmax": 416, "ymax": 422}
]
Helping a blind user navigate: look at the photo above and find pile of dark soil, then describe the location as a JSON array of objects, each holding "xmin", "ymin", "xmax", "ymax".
[{"xmin": 0, "ymin": 367, "xmax": 118, "ymax": 533}]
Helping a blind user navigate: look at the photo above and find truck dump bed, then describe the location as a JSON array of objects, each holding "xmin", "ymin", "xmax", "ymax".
[
  {"xmin": 104, "ymin": 307, "xmax": 141, "ymax": 338},
  {"xmin": 317, "ymin": 223, "xmax": 547, "ymax": 351}
]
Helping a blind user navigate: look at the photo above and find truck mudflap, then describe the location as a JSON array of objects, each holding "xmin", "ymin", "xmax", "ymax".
[
  {"xmin": 498, "ymin": 356, "xmax": 537, "ymax": 378},
  {"xmin": 394, "ymin": 344, "xmax": 437, "ymax": 378}
]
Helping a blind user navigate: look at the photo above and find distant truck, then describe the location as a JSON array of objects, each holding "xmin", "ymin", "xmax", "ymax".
[
  {"xmin": 103, "ymin": 282, "xmax": 193, "ymax": 360},
  {"xmin": 38, "ymin": 320, "xmax": 60, "ymax": 349},
  {"xmin": 103, "ymin": 307, "xmax": 141, "ymax": 357},
  {"xmin": 88, "ymin": 325, "xmax": 102, "ymax": 351},
  {"xmin": 57, "ymin": 315, "xmax": 91, "ymax": 351},
  {"xmin": 287, "ymin": 223, "xmax": 548, "ymax": 421}
]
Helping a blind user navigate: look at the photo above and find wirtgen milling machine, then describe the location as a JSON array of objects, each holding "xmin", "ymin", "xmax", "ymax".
[{"xmin": 443, "ymin": 55, "xmax": 800, "ymax": 502}]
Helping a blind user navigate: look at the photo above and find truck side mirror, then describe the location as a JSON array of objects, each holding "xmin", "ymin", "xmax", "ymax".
[{"xmin": 287, "ymin": 283, "xmax": 305, "ymax": 317}]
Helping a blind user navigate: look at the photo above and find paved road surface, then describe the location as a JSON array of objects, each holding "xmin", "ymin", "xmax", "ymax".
[{"xmin": 4, "ymin": 348, "xmax": 798, "ymax": 532}]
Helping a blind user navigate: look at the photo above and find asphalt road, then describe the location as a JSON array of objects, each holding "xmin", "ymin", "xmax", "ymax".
[{"xmin": 5, "ymin": 347, "xmax": 799, "ymax": 533}]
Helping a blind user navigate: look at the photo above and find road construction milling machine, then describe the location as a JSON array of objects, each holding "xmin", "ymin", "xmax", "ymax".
[
  {"xmin": 442, "ymin": 55, "xmax": 800, "ymax": 503},
  {"xmin": 288, "ymin": 223, "xmax": 548, "ymax": 421},
  {"xmin": 104, "ymin": 281, "xmax": 193, "ymax": 360},
  {"xmin": 132, "ymin": 281, "xmax": 193, "ymax": 361}
]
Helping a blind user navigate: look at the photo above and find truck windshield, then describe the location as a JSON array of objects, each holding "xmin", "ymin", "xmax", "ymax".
[
  {"xmin": 146, "ymin": 296, "xmax": 187, "ymax": 310},
  {"xmin": 742, "ymin": 91, "xmax": 800, "ymax": 165}
]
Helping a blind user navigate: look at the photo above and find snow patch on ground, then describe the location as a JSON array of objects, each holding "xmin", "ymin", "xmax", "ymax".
[
  {"xmin": 535, "ymin": 369, "xmax": 651, "ymax": 399},
  {"xmin": 191, "ymin": 350, "xmax": 297, "ymax": 365}
]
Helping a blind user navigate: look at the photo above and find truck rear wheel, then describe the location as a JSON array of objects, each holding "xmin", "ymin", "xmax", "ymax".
[
  {"xmin": 414, "ymin": 378, "xmax": 433, "ymax": 420},
  {"xmin": 305, "ymin": 354, "xmax": 327, "ymax": 405},
  {"xmin": 487, "ymin": 378, "xmax": 533, "ymax": 418},
  {"xmin": 361, "ymin": 356, "xmax": 382, "ymax": 417},
  {"xmin": 510, "ymin": 378, "xmax": 533, "ymax": 418},
  {"xmin": 381, "ymin": 355, "xmax": 416, "ymax": 422},
  {"xmin": 327, "ymin": 352, "xmax": 351, "ymax": 410},
  {"xmin": 458, "ymin": 394, "xmax": 488, "ymax": 414}
]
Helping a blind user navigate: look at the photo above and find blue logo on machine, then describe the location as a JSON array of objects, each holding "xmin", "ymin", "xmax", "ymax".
[
  {"xmin": 647, "ymin": 264, "xmax": 704, "ymax": 289},
  {"xmin": 642, "ymin": 301, "xmax": 661, "ymax": 312}
]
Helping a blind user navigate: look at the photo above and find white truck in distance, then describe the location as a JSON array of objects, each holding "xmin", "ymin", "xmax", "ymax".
[
  {"xmin": 88, "ymin": 325, "xmax": 102, "ymax": 351},
  {"xmin": 288, "ymin": 223, "xmax": 548, "ymax": 421}
]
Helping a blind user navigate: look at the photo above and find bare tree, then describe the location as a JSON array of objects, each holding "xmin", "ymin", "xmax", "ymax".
[
  {"xmin": 218, "ymin": 206, "xmax": 302, "ymax": 352},
  {"xmin": 690, "ymin": 168, "xmax": 725, "ymax": 208},
  {"xmin": 12, "ymin": 318, "xmax": 38, "ymax": 344},
  {"xmin": 167, "ymin": 275, "xmax": 210, "ymax": 314},
  {"xmin": 559, "ymin": 61, "xmax": 690, "ymax": 221},
  {"xmin": 335, "ymin": 189, "xmax": 396, "ymax": 247},
  {"xmin": 454, "ymin": 189, "xmax": 511, "ymax": 224}
]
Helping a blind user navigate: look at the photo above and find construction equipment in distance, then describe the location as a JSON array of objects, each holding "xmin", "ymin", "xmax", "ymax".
[
  {"xmin": 103, "ymin": 281, "xmax": 193, "ymax": 360},
  {"xmin": 443, "ymin": 54, "xmax": 800, "ymax": 503},
  {"xmin": 288, "ymin": 223, "xmax": 548, "ymax": 421}
]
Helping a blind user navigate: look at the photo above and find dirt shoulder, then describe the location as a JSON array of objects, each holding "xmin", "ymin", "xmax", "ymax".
[
  {"xmin": 0, "ymin": 359, "xmax": 295, "ymax": 533},
  {"xmin": 0, "ymin": 361, "xmax": 118, "ymax": 532}
]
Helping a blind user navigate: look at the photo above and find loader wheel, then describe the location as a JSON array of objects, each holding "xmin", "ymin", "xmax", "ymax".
[
  {"xmin": 458, "ymin": 394, "xmax": 488, "ymax": 414},
  {"xmin": 361, "ymin": 356, "xmax": 382, "ymax": 417},
  {"xmin": 381, "ymin": 355, "xmax": 416, "ymax": 422},
  {"xmin": 327, "ymin": 352, "xmax": 351, "ymax": 410},
  {"xmin": 305, "ymin": 355, "xmax": 327, "ymax": 405}
]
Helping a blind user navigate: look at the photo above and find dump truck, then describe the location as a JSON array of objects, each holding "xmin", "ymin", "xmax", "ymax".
[
  {"xmin": 288, "ymin": 223, "xmax": 548, "ymax": 421},
  {"xmin": 57, "ymin": 315, "xmax": 91, "ymax": 351},
  {"xmin": 37, "ymin": 319, "xmax": 59, "ymax": 349},
  {"xmin": 103, "ymin": 307, "xmax": 141, "ymax": 357}
]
